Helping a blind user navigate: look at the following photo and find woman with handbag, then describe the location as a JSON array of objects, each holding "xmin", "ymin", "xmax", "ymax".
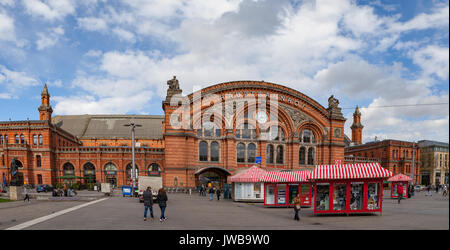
[{"xmin": 293, "ymin": 196, "xmax": 301, "ymax": 221}]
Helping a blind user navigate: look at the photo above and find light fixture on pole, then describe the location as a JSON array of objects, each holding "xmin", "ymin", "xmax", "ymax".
[{"xmin": 124, "ymin": 121, "xmax": 142, "ymax": 196}]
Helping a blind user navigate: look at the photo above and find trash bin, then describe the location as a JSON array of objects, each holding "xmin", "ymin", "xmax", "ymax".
[{"xmin": 122, "ymin": 186, "xmax": 132, "ymax": 197}]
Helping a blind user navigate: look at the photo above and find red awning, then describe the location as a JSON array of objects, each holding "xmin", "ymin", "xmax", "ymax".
[
  {"xmin": 309, "ymin": 163, "xmax": 392, "ymax": 180},
  {"xmin": 229, "ymin": 166, "xmax": 267, "ymax": 183},
  {"xmin": 388, "ymin": 173, "xmax": 413, "ymax": 182},
  {"xmin": 261, "ymin": 171, "xmax": 311, "ymax": 183}
]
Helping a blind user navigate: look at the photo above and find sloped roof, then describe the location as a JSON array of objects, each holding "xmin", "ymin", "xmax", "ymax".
[
  {"xmin": 52, "ymin": 114, "xmax": 164, "ymax": 139},
  {"xmin": 230, "ymin": 166, "xmax": 267, "ymax": 183},
  {"xmin": 388, "ymin": 174, "xmax": 413, "ymax": 182}
]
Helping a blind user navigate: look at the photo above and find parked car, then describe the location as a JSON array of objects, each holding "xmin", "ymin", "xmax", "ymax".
[
  {"xmin": 36, "ymin": 184, "xmax": 53, "ymax": 193},
  {"xmin": 414, "ymin": 185, "xmax": 425, "ymax": 192}
]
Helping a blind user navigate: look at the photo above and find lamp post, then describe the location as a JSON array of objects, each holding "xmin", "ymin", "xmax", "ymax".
[{"xmin": 124, "ymin": 121, "xmax": 142, "ymax": 196}]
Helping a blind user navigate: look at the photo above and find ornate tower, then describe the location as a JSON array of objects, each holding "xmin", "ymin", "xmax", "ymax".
[
  {"xmin": 351, "ymin": 106, "xmax": 363, "ymax": 145},
  {"xmin": 38, "ymin": 84, "xmax": 53, "ymax": 123}
]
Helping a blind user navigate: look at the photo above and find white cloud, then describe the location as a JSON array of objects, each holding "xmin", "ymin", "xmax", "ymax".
[
  {"xmin": 112, "ymin": 28, "xmax": 136, "ymax": 43},
  {"xmin": 36, "ymin": 25, "xmax": 65, "ymax": 50},
  {"xmin": 411, "ymin": 45, "xmax": 449, "ymax": 80},
  {"xmin": 0, "ymin": 10, "xmax": 16, "ymax": 42},
  {"xmin": 0, "ymin": 65, "xmax": 40, "ymax": 96},
  {"xmin": 22, "ymin": 0, "xmax": 76, "ymax": 21},
  {"xmin": 77, "ymin": 17, "xmax": 108, "ymax": 31}
]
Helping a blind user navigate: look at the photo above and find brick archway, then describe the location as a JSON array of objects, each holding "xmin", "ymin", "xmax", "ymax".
[{"xmin": 194, "ymin": 166, "xmax": 231, "ymax": 189}]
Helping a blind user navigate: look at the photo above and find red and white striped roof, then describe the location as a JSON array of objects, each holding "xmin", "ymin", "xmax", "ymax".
[
  {"xmin": 261, "ymin": 171, "xmax": 311, "ymax": 183},
  {"xmin": 309, "ymin": 163, "xmax": 392, "ymax": 180},
  {"xmin": 388, "ymin": 173, "xmax": 413, "ymax": 182},
  {"xmin": 230, "ymin": 166, "xmax": 267, "ymax": 183}
]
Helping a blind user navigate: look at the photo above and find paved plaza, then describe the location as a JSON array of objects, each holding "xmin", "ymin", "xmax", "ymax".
[{"xmin": 0, "ymin": 189, "xmax": 448, "ymax": 230}]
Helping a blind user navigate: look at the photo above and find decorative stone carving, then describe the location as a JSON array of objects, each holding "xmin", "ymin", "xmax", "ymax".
[
  {"xmin": 326, "ymin": 95, "xmax": 345, "ymax": 120},
  {"xmin": 165, "ymin": 76, "xmax": 182, "ymax": 102},
  {"xmin": 280, "ymin": 103, "xmax": 306, "ymax": 129}
]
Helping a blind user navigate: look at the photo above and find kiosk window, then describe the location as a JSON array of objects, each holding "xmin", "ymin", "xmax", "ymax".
[
  {"xmin": 316, "ymin": 184, "xmax": 329, "ymax": 211},
  {"xmin": 289, "ymin": 184, "xmax": 299, "ymax": 204},
  {"xmin": 333, "ymin": 183, "xmax": 347, "ymax": 211},
  {"xmin": 350, "ymin": 183, "xmax": 363, "ymax": 210},
  {"xmin": 367, "ymin": 183, "xmax": 380, "ymax": 210},
  {"xmin": 277, "ymin": 184, "xmax": 286, "ymax": 204},
  {"xmin": 266, "ymin": 185, "xmax": 275, "ymax": 204}
]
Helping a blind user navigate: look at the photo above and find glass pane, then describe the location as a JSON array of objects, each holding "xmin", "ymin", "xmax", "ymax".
[
  {"xmin": 266, "ymin": 145, "xmax": 274, "ymax": 164},
  {"xmin": 300, "ymin": 184, "xmax": 311, "ymax": 205},
  {"xmin": 199, "ymin": 141, "xmax": 208, "ymax": 161},
  {"xmin": 266, "ymin": 185, "xmax": 275, "ymax": 204},
  {"xmin": 276, "ymin": 145, "xmax": 283, "ymax": 164},
  {"xmin": 289, "ymin": 184, "xmax": 299, "ymax": 204},
  {"xmin": 247, "ymin": 143, "xmax": 256, "ymax": 163},
  {"xmin": 210, "ymin": 142, "xmax": 219, "ymax": 162},
  {"xmin": 243, "ymin": 183, "xmax": 253, "ymax": 198},
  {"xmin": 333, "ymin": 183, "xmax": 347, "ymax": 211},
  {"xmin": 254, "ymin": 183, "xmax": 261, "ymax": 198},
  {"xmin": 303, "ymin": 130, "xmax": 311, "ymax": 143},
  {"xmin": 367, "ymin": 183, "xmax": 380, "ymax": 210},
  {"xmin": 235, "ymin": 183, "xmax": 242, "ymax": 199},
  {"xmin": 277, "ymin": 184, "xmax": 286, "ymax": 204},
  {"xmin": 299, "ymin": 147, "xmax": 306, "ymax": 164},
  {"xmin": 316, "ymin": 184, "xmax": 329, "ymax": 211},
  {"xmin": 350, "ymin": 183, "xmax": 363, "ymax": 210}
]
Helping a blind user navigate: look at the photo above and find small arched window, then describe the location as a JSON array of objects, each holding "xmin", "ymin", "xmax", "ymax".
[
  {"xmin": 199, "ymin": 141, "xmax": 208, "ymax": 161},
  {"xmin": 276, "ymin": 145, "xmax": 284, "ymax": 164},
  {"xmin": 266, "ymin": 144, "xmax": 274, "ymax": 164},
  {"xmin": 38, "ymin": 135, "xmax": 43, "ymax": 145},
  {"xmin": 15, "ymin": 135, "xmax": 19, "ymax": 144},
  {"xmin": 299, "ymin": 147, "xmax": 306, "ymax": 165},
  {"xmin": 33, "ymin": 135, "xmax": 38, "ymax": 145},
  {"xmin": 307, "ymin": 148, "xmax": 315, "ymax": 165},
  {"xmin": 20, "ymin": 134, "xmax": 25, "ymax": 144},
  {"xmin": 247, "ymin": 143, "xmax": 256, "ymax": 163},
  {"xmin": 210, "ymin": 141, "xmax": 219, "ymax": 162},
  {"xmin": 36, "ymin": 155, "xmax": 41, "ymax": 168},
  {"xmin": 237, "ymin": 143, "xmax": 245, "ymax": 163}
]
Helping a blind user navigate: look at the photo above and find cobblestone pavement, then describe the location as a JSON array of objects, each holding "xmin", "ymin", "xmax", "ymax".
[{"xmin": 1, "ymin": 190, "xmax": 448, "ymax": 230}]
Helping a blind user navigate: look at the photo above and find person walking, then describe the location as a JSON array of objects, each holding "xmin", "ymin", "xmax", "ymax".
[
  {"xmin": 436, "ymin": 184, "xmax": 439, "ymax": 193},
  {"xmin": 23, "ymin": 186, "xmax": 30, "ymax": 202},
  {"xmin": 426, "ymin": 185, "xmax": 432, "ymax": 196},
  {"xmin": 410, "ymin": 184, "xmax": 415, "ymax": 197},
  {"xmin": 143, "ymin": 187, "xmax": 154, "ymax": 221},
  {"xmin": 216, "ymin": 188, "xmax": 221, "ymax": 201},
  {"xmin": 443, "ymin": 184, "xmax": 448, "ymax": 197},
  {"xmin": 157, "ymin": 188, "xmax": 168, "ymax": 222},
  {"xmin": 293, "ymin": 196, "xmax": 301, "ymax": 221},
  {"xmin": 209, "ymin": 187, "xmax": 215, "ymax": 201},
  {"xmin": 397, "ymin": 184, "xmax": 403, "ymax": 204}
]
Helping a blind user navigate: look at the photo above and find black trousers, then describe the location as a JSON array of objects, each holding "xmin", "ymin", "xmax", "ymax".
[
  {"xmin": 294, "ymin": 210, "xmax": 300, "ymax": 220},
  {"xmin": 24, "ymin": 194, "xmax": 30, "ymax": 202}
]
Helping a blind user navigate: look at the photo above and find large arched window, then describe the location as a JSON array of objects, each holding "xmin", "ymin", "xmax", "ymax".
[
  {"xmin": 63, "ymin": 162, "xmax": 75, "ymax": 176},
  {"xmin": 199, "ymin": 141, "xmax": 208, "ymax": 161},
  {"xmin": 83, "ymin": 162, "xmax": 96, "ymax": 183},
  {"xmin": 237, "ymin": 143, "xmax": 246, "ymax": 163},
  {"xmin": 148, "ymin": 163, "xmax": 161, "ymax": 176},
  {"xmin": 247, "ymin": 143, "xmax": 256, "ymax": 163},
  {"xmin": 299, "ymin": 146, "xmax": 306, "ymax": 165},
  {"xmin": 126, "ymin": 163, "xmax": 139, "ymax": 181},
  {"xmin": 266, "ymin": 144, "xmax": 274, "ymax": 164},
  {"xmin": 276, "ymin": 145, "xmax": 284, "ymax": 164},
  {"xmin": 105, "ymin": 163, "xmax": 117, "ymax": 174},
  {"xmin": 210, "ymin": 141, "xmax": 220, "ymax": 162}
]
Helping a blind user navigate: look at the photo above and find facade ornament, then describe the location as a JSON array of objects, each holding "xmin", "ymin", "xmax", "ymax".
[
  {"xmin": 326, "ymin": 95, "xmax": 345, "ymax": 120},
  {"xmin": 165, "ymin": 76, "xmax": 183, "ymax": 102}
]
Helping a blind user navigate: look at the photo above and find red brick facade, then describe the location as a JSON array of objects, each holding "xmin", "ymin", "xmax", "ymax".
[{"xmin": 1, "ymin": 80, "xmax": 347, "ymax": 189}]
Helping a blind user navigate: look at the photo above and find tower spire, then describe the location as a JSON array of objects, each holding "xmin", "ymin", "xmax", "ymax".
[
  {"xmin": 351, "ymin": 105, "xmax": 363, "ymax": 145},
  {"xmin": 38, "ymin": 83, "xmax": 53, "ymax": 123}
]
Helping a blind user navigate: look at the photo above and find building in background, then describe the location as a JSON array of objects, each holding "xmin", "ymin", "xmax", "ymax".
[
  {"xmin": 344, "ymin": 107, "xmax": 420, "ymax": 184},
  {"xmin": 418, "ymin": 140, "xmax": 449, "ymax": 186}
]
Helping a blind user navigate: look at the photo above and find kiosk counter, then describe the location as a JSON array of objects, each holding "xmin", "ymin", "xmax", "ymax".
[{"xmin": 261, "ymin": 171, "xmax": 312, "ymax": 207}]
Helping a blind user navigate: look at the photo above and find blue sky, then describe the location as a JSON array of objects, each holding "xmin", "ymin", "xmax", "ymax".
[{"xmin": 0, "ymin": 0, "xmax": 448, "ymax": 143}]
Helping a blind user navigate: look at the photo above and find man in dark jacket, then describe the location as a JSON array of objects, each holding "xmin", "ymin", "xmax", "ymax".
[{"xmin": 143, "ymin": 187, "xmax": 154, "ymax": 221}]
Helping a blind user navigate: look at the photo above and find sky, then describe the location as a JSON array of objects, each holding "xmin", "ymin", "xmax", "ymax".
[{"xmin": 0, "ymin": 0, "xmax": 448, "ymax": 143}]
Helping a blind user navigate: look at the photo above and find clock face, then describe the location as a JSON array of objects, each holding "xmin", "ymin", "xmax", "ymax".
[{"xmin": 256, "ymin": 111, "xmax": 268, "ymax": 124}]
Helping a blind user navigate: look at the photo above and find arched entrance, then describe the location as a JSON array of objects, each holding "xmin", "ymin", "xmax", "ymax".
[
  {"xmin": 195, "ymin": 167, "xmax": 231, "ymax": 189},
  {"xmin": 83, "ymin": 162, "xmax": 96, "ymax": 184},
  {"xmin": 104, "ymin": 162, "xmax": 117, "ymax": 187}
]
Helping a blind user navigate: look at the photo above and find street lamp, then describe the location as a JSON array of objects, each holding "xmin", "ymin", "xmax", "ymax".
[{"xmin": 124, "ymin": 121, "xmax": 142, "ymax": 196}]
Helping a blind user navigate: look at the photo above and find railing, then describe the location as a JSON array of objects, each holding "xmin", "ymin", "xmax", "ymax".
[{"xmin": 344, "ymin": 156, "xmax": 381, "ymax": 164}]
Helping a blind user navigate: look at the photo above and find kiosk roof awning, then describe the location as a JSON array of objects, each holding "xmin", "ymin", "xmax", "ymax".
[
  {"xmin": 261, "ymin": 171, "xmax": 311, "ymax": 183},
  {"xmin": 309, "ymin": 163, "xmax": 392, "ymax": 180},
  {"xmin": 388, "ymin": 173, "xmax": 413, "ymax": 182},
  {"xmin": 230, "ymin": 166, "xmax": 267, "ymax": 183}
]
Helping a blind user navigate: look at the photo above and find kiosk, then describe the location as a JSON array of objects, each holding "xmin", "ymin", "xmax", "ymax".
[
  {"xmin": 261, "ymin": 171, "xmax": 312, "ymax": 207},
  {"xmin": 230, "ymin": 166, "xmax": 267, "ymax": 202},
  {"xmin": 309, "ymin": 163, "xmax": 392, "ymax": 215},
  {"xmin": 388, "ymin": 174, "xmax": 412, "ymax": 199}
]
